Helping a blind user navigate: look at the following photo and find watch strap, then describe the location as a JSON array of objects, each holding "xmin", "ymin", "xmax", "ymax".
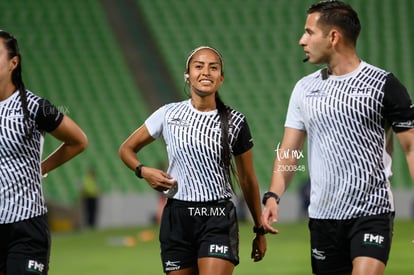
[
  {"xmin": 262, "ymin": 191, "xmax": 280, "ymax": 205},
  {"xmin": 253, "ymin": 226, "xmax": 266, "ymax": 235},
  {"xmin": 135, "ymin": 164, "xmax": 145, "ymax": 179}
]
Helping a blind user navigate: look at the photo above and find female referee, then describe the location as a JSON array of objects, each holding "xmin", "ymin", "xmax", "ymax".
[
  {"xmin": 119, "ymin": 46, "xmax": 266, "ymax": 274},
  {"xmin": 0, "ymin": 30, "xmax": 88, "ymax": 275}
]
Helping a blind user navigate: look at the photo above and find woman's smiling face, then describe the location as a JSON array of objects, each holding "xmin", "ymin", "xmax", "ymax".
[{"xmin": 187, "ymin": 48, "xmax": 224, "ymax": 98}]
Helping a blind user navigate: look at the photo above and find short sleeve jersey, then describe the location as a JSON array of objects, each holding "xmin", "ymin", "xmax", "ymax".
[
  {"xmin": 145, "ymin": 99, "xmax": 253, "ymax": 202},
  {"xmin": 285, "ymin": 61, "xmax": 414, "ymax": 219},
  {"xmin": 0, "ymin": 91, "xmax": 64, "ymax": 223}
]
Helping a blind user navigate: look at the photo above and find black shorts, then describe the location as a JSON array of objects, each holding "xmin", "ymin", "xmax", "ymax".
[
  {"xmin": 309, "ymin": 212, "xmax": 394, "ymax": 275},
  {"xmin": 159, "ymin": 199, "xmax": 239, "ymax": 273},
  {"xmin": 0, "ymin": 215, "xmax": 50, "ymax": 275}
]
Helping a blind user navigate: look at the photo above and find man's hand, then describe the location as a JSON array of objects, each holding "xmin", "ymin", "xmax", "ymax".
[{"xmin": 261, "ymin": 199, "xmax": 280, "ymax": 234}]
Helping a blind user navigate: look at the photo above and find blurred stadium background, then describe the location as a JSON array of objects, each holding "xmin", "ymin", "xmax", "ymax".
[{"xmin": 1, "ymin": 0, "xmax": 413, "ymax": 229}]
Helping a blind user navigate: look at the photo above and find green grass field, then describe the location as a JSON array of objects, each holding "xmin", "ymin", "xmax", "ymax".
[{"xmin": 50, "ymin": 220, "xmax": 414, "ymax": 274}]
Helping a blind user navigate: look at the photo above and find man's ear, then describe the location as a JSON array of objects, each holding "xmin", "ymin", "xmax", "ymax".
[{"xmin": 329, "ymin": 29, "xmax": 341, "ymax": 46}]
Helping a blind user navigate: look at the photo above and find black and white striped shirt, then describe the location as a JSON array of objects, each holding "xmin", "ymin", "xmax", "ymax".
[
  {"xmin": 0, "ymin": 91, "xmax": 63, "ymax": 223},
  {"xmin": 286, "ymin": 61, "xmax": 414, "ymax": 219},
  {"xmin": 146, "ymin": 99, "xmax": 253, "ymax": 202}
]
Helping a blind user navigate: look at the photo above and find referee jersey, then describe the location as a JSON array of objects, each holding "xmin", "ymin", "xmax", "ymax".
[
  {"xmin": 286, "ymin": 61, "xmax": 414, "ymax": 220},
  {"xmin": 0, "ymin": 90, "xmax": 63, "ymax": 223},
  {"xmin": 145, "ymin": 99, "xmax": 253, "ymax": 202}
]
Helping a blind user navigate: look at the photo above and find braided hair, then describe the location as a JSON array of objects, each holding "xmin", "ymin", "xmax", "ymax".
[
  {"xmin": 0, "ymin": 30, "xmax": 32, "ymax": 139},
  {"xmin": 184, "ymin": 46, "xmax": 237, "ymax": 189},
  {"xmin": 215, "ymin": 93, "xmax": 237, "ymax": 189}
]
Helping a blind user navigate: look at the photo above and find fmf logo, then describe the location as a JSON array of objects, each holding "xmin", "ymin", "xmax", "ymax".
[
  {"xmin": 209, "ymin": 244, "xmax": 229, "ymax": 256},
  {"xmin": 363, "ymin": 233, "xmax": 384, "ymax": 247},
  {"xmin": 27, "ymin": 260, "xmax": 45, "ymax": 273}
]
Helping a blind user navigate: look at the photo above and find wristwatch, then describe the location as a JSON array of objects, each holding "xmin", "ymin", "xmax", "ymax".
[
  {"xmin": 135, "ymin": 164, "xmax": 145, "ymax": 179},
  {"xmin": 262, "ymin": 191, "xmax": 280, "ymax": 205},
  {"xmin": 253, "ymin": 226, "xmax": 267, "ymax": 235}
]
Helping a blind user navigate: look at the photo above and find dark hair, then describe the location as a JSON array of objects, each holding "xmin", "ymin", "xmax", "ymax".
[
  {"xmin": 307, "ymin": 1, "xmax": 361, "ymax": 46},
  {"xmin": 0, "ymin": 30, "xmax": 32, "ymax": 139},
  {"xmin": 185, "ymin": 46, "xmax": 236, "ymax": 189}
]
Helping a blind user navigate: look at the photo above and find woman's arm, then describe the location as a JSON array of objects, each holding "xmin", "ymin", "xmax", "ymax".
[
  {"xmin": 41, "ymin": 115, "xmax": 88, "ymax": 175},
  {"xmin": 235, "ymin": 148, "xmax": 266, "ymax": 262},
  {"xmin": 119, "ymin": 124, "xmax": 175, "ymax": 192}
]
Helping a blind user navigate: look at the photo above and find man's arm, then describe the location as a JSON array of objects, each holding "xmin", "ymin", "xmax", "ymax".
[
  {"xmin": 396, "ymin": 128, "xmax": 414, "ymax": 183},
  {"xmin": 396, "ymin": 128, "xmax": 414, "ymax": 243},
  {"xmin": 262, "ymin": 127, "xmax": 306, "ymax": 233}
]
